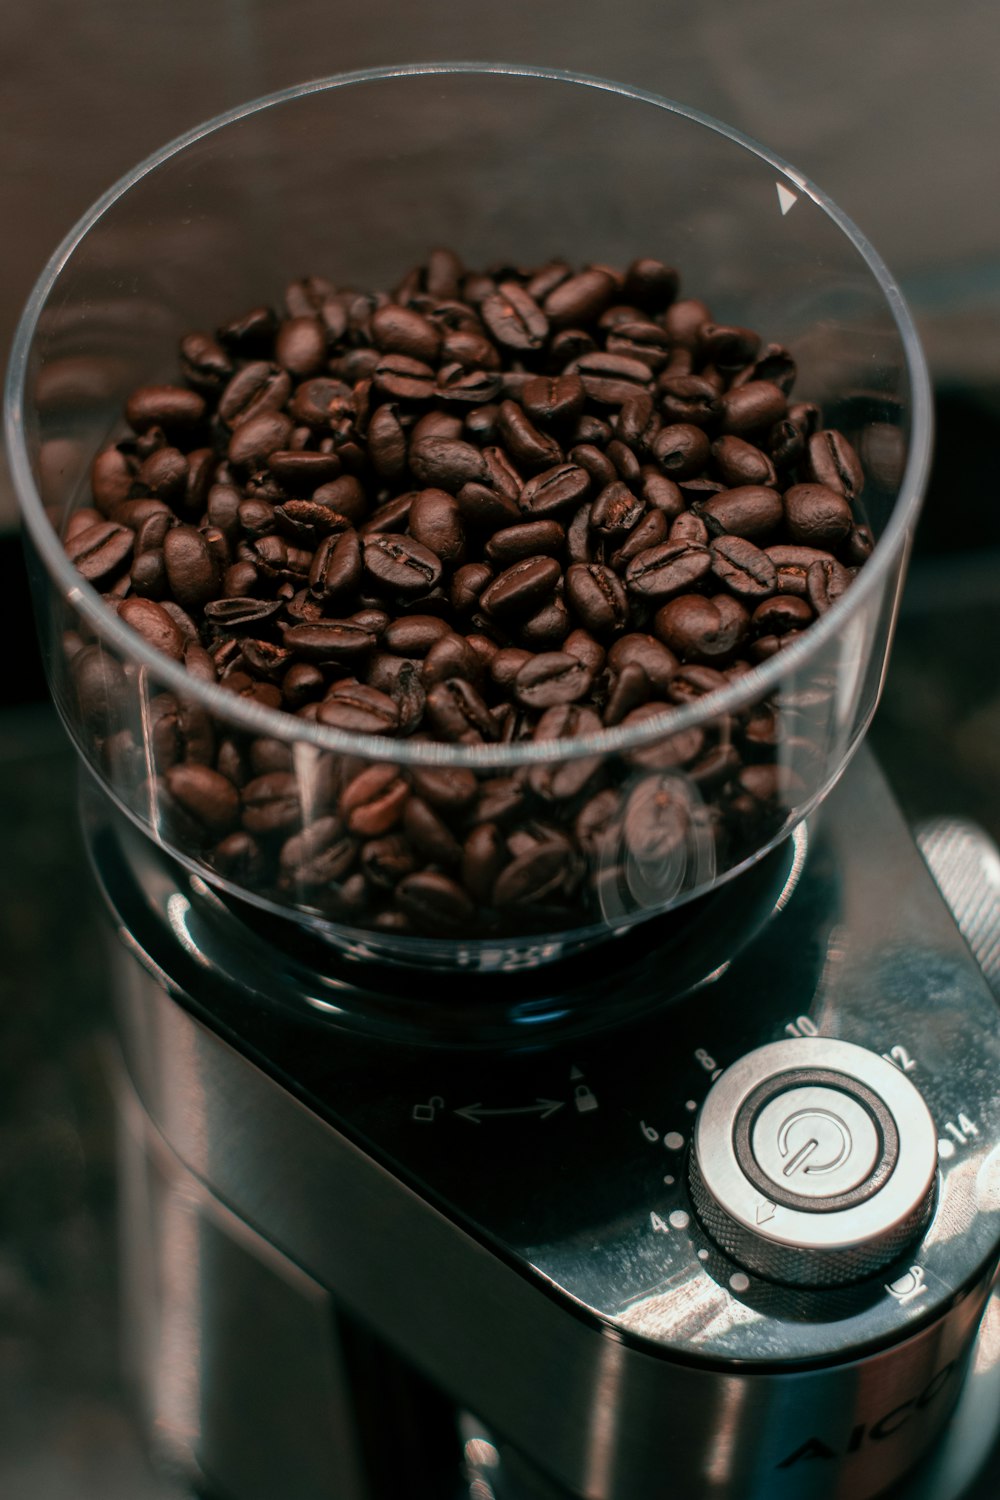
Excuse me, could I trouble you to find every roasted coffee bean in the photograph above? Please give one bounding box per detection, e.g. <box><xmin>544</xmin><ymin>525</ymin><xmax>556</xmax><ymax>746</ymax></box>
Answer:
<box><xmin>481</xmin><ymin>282</ymin><xmax>548</xmax><ymax>350</ymax></box>
<box><xmin>383</xmin><ymin>614</ymin><xmax>451</xmax><ymax>657</ymax></box>
<box><xmin>543</xmin><ymin>268</ymin><xmax>616</xmax><ymax>327</ymax></box>
<box><xmin>458</xmin><ymin>823</ymin><xmax>505</xmax><ymax>905</ymax></box>
<box><xmin>719</xmin><ymin>380</ymin><xmax>787</xmax><ymax>436</ymax></box>
<box><xmin>126</xmin><ymin>384</ymin><xmax>206</xmax><ymax>434</ymax></box>
<box><xmin>65</xmin><ymin>519</ymin><xmax>133</xmax><ymax>584</ymax></box>
<box><xmin>698</xmin><ymin>323</ymin><xmax>760</xmax><ymax>371</ymax></box>
<box><xmin>340</xmin><ymin>764</ymin><xmax>409</xmax><ymax>836</ymax></box>
<box><xmin>371</xmin><ymin>303</ymin><xmax>442</xmax><ymax>362</ymax></box>
<box><xmin>219</xmin><ymin>363</ymin><xmax>292</xmax><ymax>427</ymax></box>
<box><xmin>711</xmin><ymin>435</ymin><xmax>776</xmax><ymax>488</ymax></box>
<box><xmin>480</xmin><ymin>555</ymin><xmax>561</xmax><ymax>620</ymax></box>
<box><xmin>807</xmin><ymin>557</ymin><xmax>853</xmax><ymax>613</ymax></box>
<box><xmin>275</xmin><ymin>316</ymin><xmax>327</xmax><ymax>378</ymax></box>
<box><xmin>212</xmin><ymin>831</ymin><xmax>266</xmax><ymax>884</ymax></box>
<box><xmin>91</xmin><ymin>448</ymin><xmax>135</xmax><ymax>515</ymax></box>
<box><xmin>363</xmin><ymin>533</ymin><xmax>443</xmax><ymax>596</ymax></box>
<box><xmin>610</xmin><ymin>508</ymin><xmax>669</xmax><ymax>571</ymax></box>
<box><xmin>606</xmin><ymin>633</ymin><xmax>677</xmax><ymax>693</ymax></box>
<box><xmin>493</xmin><ymin>841</ymin><xmax>571</xmax><ymax>907</ymax></box>
<box><xmin>847</xmin><ymin>525</ymin><xmax>875</xmax><ymax>565</ymax></box>
<box><xmin>282</xmin><ymin>620</ymin><xmax>375</xmax><ymax>662</ymax></box>
<box><xmin>421</xmin><ymin>632</ymin><xmax>482</xmax><ymax>687</ymax></box>
<box><xmin>695</xmin><ymin>485</ymin><xmax>783</xmax><ymax>541</ymax></box>
<box><xmin>279</xmin><ymin>817</ymin><xmax>356</xmax><ymax>886</ymax></box>
<box><xmin>361</xmin><ymin>835</ymin><xmax>416</xmax><ymax>890</ymax></box>
<box><xmin>603</xmin><ymin>661</ymin><xmax>651</xmax><ymax>725</ymax></box>
<box><xmin>806</xmin><ymin>429</ymin><xmax>864</xmax><ymax>499</ymax></box>
<box><xmin>241</xmin><ymin>772</ymin><xmax>301</xmax><ymax>834</ymax></box>
<box><xmin>652</xmin><ymin>423</ymin><xmax>713</xmax><ymax>484</ymax></box>
<box><xmin>372</xmin><ymin>353</ymin><xmax>437</xmax><ymax>402</ymax></box>
<box><xmin>622</xmin><ymin>258</ymin><xmax>678</xmax><ymax>311</ymax></box>
<box><xmin>228</xmin><ymin>411</ymin><xmax>294</xmax><ymax>471</ymax></box>
<box><xmin>751</xmin><ymin>594</ymin><xmax>814</xmax><ymax>635</ymax></box>
<box><xmin>519</xmin><ymin>594</ymin><xmax>570</xmax><ymax>650</ymax></box>
<box><xmin>625</xmin><ymin>540</ymin><xmax>712</xmax><ymax>600</ymax></box>
<box><xmin>513</xmin><ymin>652</ymin><xmax>593</xmax><ymax>708</ymax></box>
<box><xmin>709</xmin><ymin>535</ymin><xmax>778</xmax><ymax>598</ymax></box>
<box><xmin>566</xmin><ymin>562</ymin><xmax>629</xmax><ymax>637</ymax></box>
<box><xmin>162</xmin><ymin>523</ymin><xmax>217</xmax><ymax>609</ymax></box>
<box><xmin>765</xmin><ymin>544</ymin><xmax>833</xmax><ymax>596</ymax></box>
<box><xmin>783</xmin><ymin>483</ymin><xmax>853</xmax><ymax>546</ymax></box>
<box><xmin>442</xmin><ymin>329</ymin><xmax>501</xmax><ymax>370</ymax></box>
<box><xmin>521</xmin><ymin>374</ymin><xmax>586</xmax><ymax>429</ymax></box>
<box><xmin>180</xmin><ymin>331</ymin><xmax>233</xmax><ymax>392</ymax></box>
<box><xmin>137</xmin><ymin>446</ymin><xmax>188</xmax><ymax>502</ymax></box>
<box><xmin>449</xmin><ymin>561</ymin><xmax>493</xmax><ymax>614</ymax></box>
<box><xmin>396</xmin><ymin>871</ymin><xmax>475</xmax><ymax>931</ymax></box>
<box><xmin>403</xmin><ymin>796</ymin><xmax>463</xmax><ymax>866</ymax></box>
<box><xmin>657</xmin><ymin>376</ymin><xmax>721</xmax><ymax>427</ymax></box>
<box><xmin>623</xmin><ymin>775</ymin><xmax>691</xmax><ymax>866</ymax></box>
<box><xmin>569</xmin><ymin>444</ymin><xmax>617</xmax><ymax>490</ymax></box>
<box><xmin>425</xmin><ymin>678</ymin><xmax>497</xmax><ymax>742</ymax></box>
<box><xmin>519</xmin><ymin>464</ymin><xmax>591</xmax><ymax>518</ymax></box>
<box><xmin>408</xmin><ymin>489</ymin><xmax>465</xmax><ymax>564</ymax></box>
<box><xmin>496</xmin><ymin>401</ymin><xmax>562</xmax><ymax>472</ymax></box>
<box><xmin>118</xmin><ymin>597</ymin><xmax>186</xmax><ymax>659</ymax></box>
<box><xmin>486</xmin><ymin>520</ymin><xmax>564</xmax><ymax>566</ymax></box>
<box><xmin>164</xmin><ymin>763</ymin><xmax>240</xmax><ymax>836</ymax></box>
<box><xmin>318</xmin><ymin>683</ymin><xmax>400</xmax><ymax>735</ymax></box>
<box><xmin>654</xmin><ymin>593</ymin><xmax>749</xmax><ymax>663</ymax></box>
<box><xmin>590</xmin><ymin>481</ymin><xmax>644</xmax><ymax>541</ymax></box>
<box><xmin>409</xmin><ymin>436</ymin><xmax>487</xmax><ymax>490</ymax></box>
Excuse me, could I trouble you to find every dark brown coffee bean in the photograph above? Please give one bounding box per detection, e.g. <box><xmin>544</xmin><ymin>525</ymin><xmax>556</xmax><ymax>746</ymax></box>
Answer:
<box><xmin>485</xmin><ymin>520</ymin><xmax>564</xmax><ymax>566</ymax></box>
<box><xmin>408</xmin><ymin>489</ymin><xmax>465</xmax><ymax>565</ymax></box>
<box><xmin>807</xmin><ymin>557</ymin><xmax>853</xmax><ymax>614</ymax></box>
<box><xmin>403</xmin><ymin>797</ymin><xmax>463</xmax><ymax>866</ymax></box>
<box><xmin>340</xmin><ymin>764</ymin><xmax>409</xmax><ymax>836</ymax></box>
<box><xmin>565</xmin><ymin>562</ymin><xmax>629</xmax><ymax>637</ymax></box>
<box><xmin>569</xmin><ymin>444</ymin><xmax>617</xmax><ymax>490</ymax></box>
<box><xmin>396</xmin><ymin>871</ymin><xmax>476</xmax><ymax>931</ymax></box>
<box><xmin>118</xmin><ymin>597</ymin><xmax>186</xmax><ymax>659</ymax></box>
<box><xmin>719</xmin><ymin>380</ymin><xmax>786</xmax><ymax>435</ymax></box>
<box><xmin>162</xmin><ymin>523</ymin><xmax>217</xmax><ymax>609</ymax></box>
<box><xmin>519</xmin><ymin>595</ymin><xmax>570</xmax><ymax>650</ymax></box>
<box><xmin>709</xmin><ymin>535</ymin><xmax>778</xmax><ymax>598</ymax></box>
<box><xmin>409</xmin><ymin>765</ymin><xmax>478</xmax><ymax>813</ymax></box>
<box><xmin>363</xmin><ymin>533</ymin><xmax>443</xmax><ymax>596</ymax></box>
<box><xmin>846</xmin><ymin>525</ymin><xmax>875</xmax><ymax>565</ymax></box>
<box><xmin>91</xmin><ymin>448</ymin><xmax>135</xmax><ymax>515</ymax></box>
<box><xmin>455</xmin><ymin>481</ymin><xmax>521</xmax><ymax>530</ymax></box>
<box><xmin>625</xmin><ymin>540</ymin><xmax>712</xmax><ymax>600</ymax></box>
<box><xmin>521</xmin><ymin>374</ymin><xmax>586</xmax><ymax>429</ymax></box>
<box><xmin>806</xmin><ymin>429</ymin><xmax>864</xmax><ymax>499</ymax></box>
<box><xmin>282</xmin><ymin>620</ymin><xmax>375</xmax><ymax>662</ymax></box>
<box><xmin>137</xmin><ymin>445</ymin><xmax>188</xmax><ymax>502</ymax></box>
<box><xmin>279</xmin><ymin>817</ymin><xmax>356</xmax><ymax>887</ymax></box>
<box><xmin>513</xmin><ymin>652</ymin><xmax>593</xmax><ymax>708</ymax></box>
<box><xmin>480</xmin><ymin>555</ymin><xmax>561</xmax><ymax>621</ymax></box>
<box><xmin>607</xmin><ymin>633</ymin><xmax>678</xmax><ymax>693</ymax></box>
<box><xmin>282</xmin><ymin>662</ymin><xmax>325</xmax><ymax>707</ymax></box>
<box><xmin>212</xmin><ymin>831</ymin><xmax>266</xmax><ymax>884</ymax></box>
<box><xmin>461</xmin><ymin>823</ymin><xmax>507</xmax><ymax>905</ymax></box>
<box><xmin>219</xmin><ymin>363</ymin><xmax>292</xmax><ymax>427</ymax></box>
<box><xmin>695</xmin><ymin>485</ymin><xmax>783</xmax><ymax>542</ymax></box>
<box><xmin>65</xmin><ymin>519</ymin><xmax>134</xmax><ymax>584</ymax></box>
<box><xmin>318</xmin><ymin>683</ymin><xmax>400</xmax><ymax>735</ymax></box>
<box><xmin>543</xmin><ymin>267</ymin><xmax>616</xmax><ymax>327</ymax></box>
<box><xmin>624</xmin><ymin>775</ymin><xmax>690</xmax><ymax>863</ymax></box>
<box><xmin>372</xmin><ymin>353</ymin><xmax>437</xmax><ymax>402</ymax></box>
<box><xmin>165</xmin><ymin>762</ymin><xmax>240</xmax><ymax>836</ymax></box>
<box><xmin>126</xmin><ymin>384</ymin><xmax>206</xmax><ymax>434</ymax></box>
<box><xmin>711</xmin><ymin>435</ymin><xmax>777</xmax><ymax>488</ymax></box>
<box><xmin>363</xmin><ymin>402</ymin><xmax>406</xmax><ymax>480</ymax></box>
<box><xmin>651</xmin><ymin>423</ymin><xmax>710</xmax><ymax>479</ymax></box>
<box><xmin>519</xmin><ymin>464</ymin><xmax>591</xmax><ymax>518</ymax></box>
<box><xmin>371</xmin><ymin>303</ymin><xmax>442</xmax><ymax>363</ymax></box>
<box><xmin>274</xmin><ymin>317</ymin><xmax>326</xmax><ymax>378</ymax></box>
<box><xmin>493</xmin><ymin>841</ymin><xmax>570</xmax><ymax>907</ymax></box>
<box><xmin>497</xmin><ymin>401</ymin><xmax>562</xmax><ymax>472</ymax></box>
<box><xmin>425</xmin><ymin>678</ymin><xmax>497</xmax><ymax>742</ymax></box>
<box><xmin>481</xmin><ymin>282</ymin><xmax>549</xmax><ymax>350</ymax></box>
<box><xmin>590</xmin><ymin>481</ymin><xmax>644</xmax><ymax>541</ymax></box>
<box><xmin>604</xmin><ymin>661</ymin><xmax>651</xmax><ymax>725</ymax></box>
<box><xmin>654</xmin><ymin>593</ymin><xmax>749</xmax><ymax>663</ymax></box>
<box><xmin>287</xmin><ymin>376</ymin><xmax>352</xmax><ymax>430</ymax></box>
<box><xmin>383</xmin><ymin>614</ymin><xmax>451</xmax><ymax>656</ymax></box>
<box><xmin>450</xmin><ymin>561</ymin><xmax>493</xmax><ymax>614</ymax></box>
<box><xmin>361</xmin><ymin>835</ymin><xmax>417</xmax><ymax>891</ymax></box>
<box><xmin>241</xmin><ymin>772</ymin><xmax>301</xmax><ymax>834</ymax></box>
<box><xmin>180</xmin><ymin>331</ymin><xmax>233</xmax><ymax>392</ymax></box>
<box><xmin>622</xmin><ymin>258</ymin><xmax>678</xmax><ymax>311</ymax></box>
<box><xmin>610</xmin><ymin>508</ymin><xmax>669</xmax><ymax>571</ymax></box>
<box><xmin>228</xmin><ymin>411</ymin><xmax>294</xmax><ymax>471</ymax></box>
<box><xmin>657</xmin><ymin>376</ymin><xmax>721</xmax><ymax>427</ymax></box>
<box><xmin>442</xmin><ymin>328</ymin><xmax>501</xmax><ymax>370</ymax></box>
<box><xmin>751</xmin><ymin>594</ymin><xmax>814</xmax><ymax>635</ymax></box>
<box><xmin>409</xmin><ymin>436</ymin><xmax>487</xmax><ymax>490</ymax></box>
<box><xmin>784</xmin><ymin>483</ymin><xmax>853</xmax><ymax>547</ymax></box>
<box><xmin>421</xmin><ymin>632</ymin><xmax>482</xmax><ymax>688</ymax></box>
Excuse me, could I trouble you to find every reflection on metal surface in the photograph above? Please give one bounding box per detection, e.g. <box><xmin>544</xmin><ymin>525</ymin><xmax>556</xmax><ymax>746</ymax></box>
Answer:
<box><xmin>152</xmin><ymin>1177</ymin><xmax>203</xmax><ymax>1463</ymax></box>
<box><xmin>583</xmin><ymin>1336</ymin><xmax>626</xmax><ymax>1498</ymax></box>
<box><xmin>704</xmin><ymin>1378</ymin><xmax>748</xmax><ymax>1487</ymax></box>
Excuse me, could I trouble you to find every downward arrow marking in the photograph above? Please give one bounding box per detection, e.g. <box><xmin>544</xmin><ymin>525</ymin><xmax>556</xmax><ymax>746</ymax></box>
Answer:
<box><xmin>776</xmin><ymin>182</ymin><xmax>799</xmax><ymax>216</ymax></box>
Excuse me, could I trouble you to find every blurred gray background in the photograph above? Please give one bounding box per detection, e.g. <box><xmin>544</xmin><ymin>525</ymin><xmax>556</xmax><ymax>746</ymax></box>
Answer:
<box><xmin>1</xmin><ymin>4</ymin><xmax>998</xmax><ymax>1497</ymax></box>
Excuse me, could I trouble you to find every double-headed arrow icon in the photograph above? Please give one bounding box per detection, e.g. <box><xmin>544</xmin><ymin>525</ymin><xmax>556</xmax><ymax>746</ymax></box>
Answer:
<box><xmin>455</xmin><ymin>1098</ymin><xmax>564</xmax><ymax>1123</ymax></box>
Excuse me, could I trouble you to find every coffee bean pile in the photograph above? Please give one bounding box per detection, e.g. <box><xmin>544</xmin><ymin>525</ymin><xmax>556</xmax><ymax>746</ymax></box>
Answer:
<box><xmin>65</xmin><ymin>250</ymin><xmax>872</xmax><ymax>939</ymax></box>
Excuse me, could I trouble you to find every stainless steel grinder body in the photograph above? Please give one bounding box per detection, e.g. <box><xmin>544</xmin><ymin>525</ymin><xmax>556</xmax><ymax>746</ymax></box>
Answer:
<box><xmin>101</xmin><ymin>748</ymin><xmax>1000</xmax><ymax>1500</ymax></box>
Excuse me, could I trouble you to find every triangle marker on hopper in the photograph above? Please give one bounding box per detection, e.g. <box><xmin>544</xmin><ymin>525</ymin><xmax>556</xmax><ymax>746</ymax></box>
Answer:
<box><xmin>776</xmin><ymin>182</ymin><xmax>799</xmax><ymax>216</ymax></box>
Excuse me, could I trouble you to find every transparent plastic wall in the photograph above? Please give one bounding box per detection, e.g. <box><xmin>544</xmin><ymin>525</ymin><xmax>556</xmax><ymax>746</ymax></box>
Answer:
<box><xmin>7</xmin><ymin>66</ymin><xmax>930</xmax><ymax>971</ymax></box>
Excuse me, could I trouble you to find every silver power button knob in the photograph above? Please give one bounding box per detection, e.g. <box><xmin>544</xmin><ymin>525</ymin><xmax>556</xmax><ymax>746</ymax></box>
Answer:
<box><xmin>688</xmin><ymin>1038</ymin><xmax>938</xmax><ymax>1287</ymax></box>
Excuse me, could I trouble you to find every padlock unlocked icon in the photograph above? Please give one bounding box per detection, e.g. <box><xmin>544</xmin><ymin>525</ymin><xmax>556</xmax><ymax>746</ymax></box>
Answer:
<box><xmin>412</xmin><ymin>1095</ymin><xmax>444</xmax><ymax>1123</ymax></box>
<box><xmin>574</xmin><ymin>1084</ymin><xmax>599</xmax><ymax>1113</ymax></box>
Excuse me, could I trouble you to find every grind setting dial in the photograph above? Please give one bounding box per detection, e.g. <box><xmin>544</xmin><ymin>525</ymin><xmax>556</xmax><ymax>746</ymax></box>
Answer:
<box><xmin>688</xmin><ymin>1038</ymin><xmax>939</xmax><ymax>1287</ymax></box>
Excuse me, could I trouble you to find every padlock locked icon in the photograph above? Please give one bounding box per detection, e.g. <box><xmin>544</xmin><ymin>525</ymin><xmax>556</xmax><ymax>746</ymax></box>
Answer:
<box><xmin>574</xmin><ymin>1084</ymin><xmax>599</xmax><ymax>1113</ymax></box>
<box><xmin>412</xmin><ymin>1095</ymin><xmax>444</xmax><ymax>1123</ymax></box>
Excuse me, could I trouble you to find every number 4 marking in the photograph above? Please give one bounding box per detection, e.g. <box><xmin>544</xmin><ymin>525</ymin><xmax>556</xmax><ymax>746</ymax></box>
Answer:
<box><xmin>650</xmin><ymin>1212</ymin><xmax>670</xmax><ymax>1234</ymax></box>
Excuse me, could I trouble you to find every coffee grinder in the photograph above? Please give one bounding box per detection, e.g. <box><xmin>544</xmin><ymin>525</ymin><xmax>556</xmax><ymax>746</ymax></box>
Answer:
<box><xmin>7</xmin><ymin>65</ymin><xmax>998</xmax><ymax>1500</ymax></box>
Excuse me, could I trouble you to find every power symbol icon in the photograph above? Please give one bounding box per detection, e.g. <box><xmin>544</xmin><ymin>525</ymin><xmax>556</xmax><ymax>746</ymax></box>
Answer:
<box><xmin>752</xmin><ymin>1086</ymin><xmax>881</xmax><ymax>1201</ymax></box>
<box><xmin>777</xmin><ymin>1108</ymin><xmax>853</xmax><ymax>1179</ymax></box>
